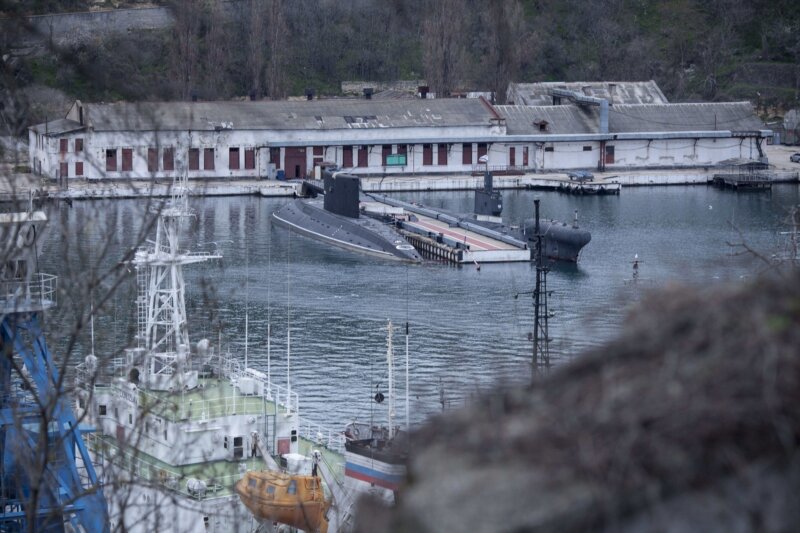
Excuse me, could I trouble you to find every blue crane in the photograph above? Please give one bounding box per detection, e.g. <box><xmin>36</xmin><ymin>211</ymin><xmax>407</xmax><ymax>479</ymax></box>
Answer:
<box><xmin>0</xmin><ymin>211</ymin><xmax>108</xmax><ymax>532</ymax></box>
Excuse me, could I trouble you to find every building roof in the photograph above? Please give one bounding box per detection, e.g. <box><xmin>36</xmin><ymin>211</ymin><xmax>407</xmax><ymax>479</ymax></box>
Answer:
<box><xmin>496</xmin><ymin>102</ymin><xmax>764</xmax><ymax>135</ymax></box>
<box><xmin>28</xmin><ymin>118</ymin><xmax>85</xmax><ymax>136</ymax></box>
<box><xmin>80</xmin><ymin>99</ymin><xmax>496</xmax><ymax>132</ymax></box>
<box><xmin>507</xmin><ymin>81</ymin><xmax>669</xmax><ymax>106</ymax></box>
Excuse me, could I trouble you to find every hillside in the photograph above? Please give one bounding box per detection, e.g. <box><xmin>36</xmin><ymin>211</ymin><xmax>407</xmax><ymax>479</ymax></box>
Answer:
<box><xmin>2</xmin><ymin>0</ymin><xmax>799</xmax><ymax>128</ymax></box>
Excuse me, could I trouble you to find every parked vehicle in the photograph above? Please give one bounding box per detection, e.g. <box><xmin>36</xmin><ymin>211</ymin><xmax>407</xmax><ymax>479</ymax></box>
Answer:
<box><xmin>790</xmin><ymin>153</ymin><xmax>800</xmax><ymax>163</ymax></box>
<box><xmin>567</xmin><ymin>171</ymin><xmax>594</xmax><ymax>182</ymax></box>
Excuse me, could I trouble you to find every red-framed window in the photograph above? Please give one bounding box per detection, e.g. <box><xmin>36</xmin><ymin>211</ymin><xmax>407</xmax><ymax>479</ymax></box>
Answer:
<box><xmin>342</xmin><ymin>146</ymin><xmax>353</xmax><ymax>167</ymax></box>
<box><xmin>509</xmin><ymin>146</ymin><xmax>516</xmax><ymax>166</ymax></box>
<box><xmin>60</xmin><ymin>139</ymin><xmax>68</xmax><ymax>153</ymax></box>
<box><xmin>381</xmin><ymin>145</ymin><xmax>391</xmax><ymax>166</ymax></box>
<box><xmin>357</xmin><ymin>146</ymin><xmax>368</xmax><ymax>167</ymax></box>
<box><xmin>148</xmin><ymin>148</ymin><xmax>158</xmax><ymax>172</ymax></box>
<box><xmin>188</xmin><ymin>148</ymin><xmax>199</xmax><ymax>170</ymax></box>
<box><xmin>269</xmin><ymin>147</ymin><xmax>281</xmax><ymax>168</ymax></box>
<box><xmin>462</xmin><ymin>143</ymin><xmax>472</xmax><ymax>165</ymax></box>
<box><xmin>437</xmin><ymin>144</ymin><xmax>447</xmax><ymax>165</ymax></box>
<box><xmin>244</xmin><ymin>148</ymin><xmax>255</xmax><ymax>170</ymax></box>
<box><xmin>163</xmin><ymin>147</ymin><xmax>175</xmax><ymax>171</ymax></box>
<box><xmin>106</xmin><ymin>149</ymin><xmax>117</xmax><ymax>171</ymax></box>
<box><xmin>75</xmin><ymin>161</ymin><xmax>83</xmax><ymax>176</ymax></box>
<box><xmin>229</xmin><ymin>147</ymin><xmax>240</xmax><ymax>170</ymax></box>
<box><xmin>422</xmin><ymin>144</ymin><xmax>433</xmax><ymax>166</ymax></box>
<box><xmin>75</xmin><ymin>138</ymin><xmax>83</xmax><ymax>152</ymax></box>
<box><xmin>121</xmin><ymin>148</ymin><xmax>133</xmax><ymax>171</ymax></box>
<box><xmin>477</xmin><ymin>143</ymin><xmax>487</xmax><ymax>160</ymax></box>
<box><xmin>204</xmin><ymin>148</ymin><xmax>215</xmax><ymax>170</ymax></box>
<box><xmin>60</xmin><ymin>162</ymin><xmax>68</xmax><ymax>178</ymax></box>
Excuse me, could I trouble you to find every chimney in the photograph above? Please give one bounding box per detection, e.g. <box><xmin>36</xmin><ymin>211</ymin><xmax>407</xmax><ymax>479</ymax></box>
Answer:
<box><xmin>363</xmin><ymin>87</ymin><xmax>373</xmax><ymax>100</ymax></box>
<box><xmin>418</xmin><ymin>86</ymin><xmax>429</xmax><ymax>99</ymax></box>
<box><xmin>305</xmin><ymin>88</ymin><xmax>314</xmax><ymax>101</ymax></box>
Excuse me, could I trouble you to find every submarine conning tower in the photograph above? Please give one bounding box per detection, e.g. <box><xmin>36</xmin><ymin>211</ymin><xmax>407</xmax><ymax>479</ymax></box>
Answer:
<box><xmin>474</xmin><ymin>170</ymin><xmax>503</xmax><ymax>218</ymax></box>
<box><xmin>323</xmin><ymin>171</ymin><xmax>361</xmax><ymax>218</ymax></box>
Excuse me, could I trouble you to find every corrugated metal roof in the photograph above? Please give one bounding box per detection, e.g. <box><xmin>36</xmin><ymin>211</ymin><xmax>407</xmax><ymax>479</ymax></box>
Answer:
<box><xmin>495</xmin><ymin>102</ymin><xmax>764</xmax><ymax>135</ymax></box>
<box><xmin>507</xmin><ymin>81</ymin><xmax>668</xmax><ymax>106</ymax></box>
<box><xmin>82</xmin><ymin>99</ymin><xmax>494</xmax><ymax>132</ymax></box>
<box><xmin>28</xmin><ymin>118</ymin><xmax>85</xmax><ymax>136</ymax></box>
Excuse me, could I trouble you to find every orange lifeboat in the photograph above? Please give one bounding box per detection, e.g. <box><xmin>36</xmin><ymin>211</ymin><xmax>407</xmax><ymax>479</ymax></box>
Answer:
<box><xmin>235</xmin><ymin>470</ymin><xmax>330</xmax><ymax>533</ymax></box>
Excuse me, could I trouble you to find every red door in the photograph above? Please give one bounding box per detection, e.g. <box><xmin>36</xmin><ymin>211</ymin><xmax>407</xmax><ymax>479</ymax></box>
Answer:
<box><xmin>343</xmin><ymin>146</ymin><xmax>353</xmax><ymax>167</ymax></box>
<box><xmin>284</xmin><ymin>147</ymin><xmax>307</xmax><ymax>178</ymax></box>
<box><xmin>437</xmin><ymin>144</ymin><xmax>448</xmax><ymax>165</ymax></box>
<box><xmin>605</xmin><ymin>145</ymin><xmax>615</xmax><ymax>164</ymax></box>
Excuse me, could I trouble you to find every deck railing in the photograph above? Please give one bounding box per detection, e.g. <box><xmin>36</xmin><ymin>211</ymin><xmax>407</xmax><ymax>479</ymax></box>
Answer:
<box><xmin>0</xmin><ymin>273</ymin><xmax>57</xmax><ymax>311</ymax></box>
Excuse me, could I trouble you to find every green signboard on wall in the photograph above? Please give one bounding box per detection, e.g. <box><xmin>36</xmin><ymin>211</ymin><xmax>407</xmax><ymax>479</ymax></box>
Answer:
<box><xmin>386</xmin><ymin>154</ymin><xmax>407</xmax><ymax>166</ymax></box>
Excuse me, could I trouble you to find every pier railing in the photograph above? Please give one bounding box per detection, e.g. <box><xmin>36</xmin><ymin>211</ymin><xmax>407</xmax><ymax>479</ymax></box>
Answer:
<box><xmin>298</xmin><ymin>418</ymin><xmax>346</xmax><ymax>454</ymax></box>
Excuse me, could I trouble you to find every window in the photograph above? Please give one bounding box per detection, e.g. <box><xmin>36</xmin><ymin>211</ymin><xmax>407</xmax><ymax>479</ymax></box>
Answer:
<box><xmin>438</xmin><ymin>144</ymin><xmax>448</xmax><ymax>165</ymax></box>
<box><xmin>60</xmin><ymin>162</ymin><xmax>68</xmax><ymax>178</ymax></box>
<box><xmin>287</xmin><ymin>480</ymin><xmax>297</xmax><ymax>495</ymax></box>
<box><xmin>523</xmin><ymin>146</ymin><xmax>529</xmax><ymax>166</ymax></box>
<box><xmin>342</xmin><ymin>146</ymin><xmax>353</xmax><ymax>167</ymax></box>
<box><xmin>381</xmin><ymin>145</ymin><xmax>391</xmax><ymax>166</ymax></box>
<box><xmin>75</xmin><ymin>161</ymin><xmax>83</xmax><ymax>176</ymax></box>
<box><xmin>462</xmin><ymin>143</ymin><xmax>472</xmax><ymax>165</ymax></box>
<box><xmin>244</xmin><ymin>148</ymin><xmax>255</xmax><ymax>170</ymax></box>
<box><xmin>106</xmin><ymin>149</ymin><xmax>117</xmax><ymax>171</ymax></box>
<box><xmin>204</xmin><ymin>148</ymin><xmax>215</xmax><ymax>170</ymax></box>
<box><xmin>189</xmin><ymin>148</ymin><xmax>200</xmax><ymax>170</ymax></box>
<box><xmin>267</xmin><ymin>485</ymin><xmax>276</xmax><ymax>495</ymax></box>
<box><xmin>313</xmin><ymin>146</ymin><xmax>323</xmax><ymax>157</ymax></box>
<box><xmin>121</xmin><ymin>148</ymin><xmax>133</xmax><ymax>171</ymax></box>
<box><xmin>583</xmin><ymin>146</ymin><xmax>592</xmax><ymax>151</ymax></box>
<box><xmin>233</xmin><ymin>436</ymin><xmax>243</xmax><ymax>459</ymax></box>
<box><xmin>128</xmin><ymin>413</ymin><xmax>133</xmax><ymax>424</ymax></box>
<box><xmin>60</xmin><ymin>138</ymin><xmax>68</xmax><ymax>153</ymax></box>
<box><xmin>164</xmin><ymin>429</ymin><xmax>167</xmax><ymax>440</ymax></box>
<box><xmin>248</xmin><ymin>478</ymin><xmax>257</xmax><ymax>488</ymax></box>
<box><xmin>163</xmin><ymin>147</ymin><xmax>175</xmax><ymax>171</ymax></box>
<box><xmin>224</xmin><ymin>436</ymin><xmax>228</xmax><ymax>449</ymax></box>
<box><xmin>422</xmin><ymin>144</ymin><xmax>433</xmax><ymax>166</ymax></box>
<box><xmin>509</xmin><ymin>146</ymin><xmax>516</xmax><ymax>166</ymax></box>
<box><xmin>357</xmin><ymin>146</ymin><xmax>368</xmax><ymax>167</ymax></box>
<box><xmin>229</xmin><ymin>147</ymin><xmax>240</xmax><ymax>170</ymax></box>
<box><xmin>99</xmin><ymin>405</ymin><xmax>107</xmax><ymax>416</ymax></box>
<box><xmin>477</xmin><ymin>143</ymin><xmax>487</xmax><ymax>160</ymax></box>
<box><xmin>545</xmin><ymin>146</ymin><xmax>554</xmax><ymax>152</ymax></box>
<box><xmin>148</xmin><ymin>148</ymin><xmax>158</xmax><ymax>172</ymax></box>
<box><xmin>75</xmin><ymin>138</ymin><xmax>83</xmax><ymax>152</ymax></box>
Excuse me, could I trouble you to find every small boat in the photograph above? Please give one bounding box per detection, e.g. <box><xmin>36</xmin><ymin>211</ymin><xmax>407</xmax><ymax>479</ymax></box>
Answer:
<box><xmin>235</xmin><ymin>470</ymin><xmax>330</xmax><ymax>533</ymax></box>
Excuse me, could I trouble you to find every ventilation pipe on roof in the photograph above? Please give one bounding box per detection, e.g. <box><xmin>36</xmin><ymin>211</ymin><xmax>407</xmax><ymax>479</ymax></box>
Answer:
<box><xmin>550</xmin><ymin>88</ymin><xmax>609</xmax><ymax>134</ymax></box>
<box><xmin>363</xmin><ymin>87</ymin><xmax>373</xmax><ymax>100</ymax></box>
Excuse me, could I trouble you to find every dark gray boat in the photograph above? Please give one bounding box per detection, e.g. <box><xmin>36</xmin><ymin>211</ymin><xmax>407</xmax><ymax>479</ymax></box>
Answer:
<box><xmin>271</xmin><ymin>172</ymin><xmax>422</xmax><ymax>262</ymax></box>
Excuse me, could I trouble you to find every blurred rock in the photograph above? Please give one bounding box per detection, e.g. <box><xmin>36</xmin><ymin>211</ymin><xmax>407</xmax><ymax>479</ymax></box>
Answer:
<box><xmin>367</xmin><ymin>271</ymin><xmax>800</xmax><ymax>532</ymax></box>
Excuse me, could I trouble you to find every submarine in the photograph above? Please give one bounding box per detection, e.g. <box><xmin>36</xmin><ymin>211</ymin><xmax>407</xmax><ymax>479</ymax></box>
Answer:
<box><xmin>367</xmin><ymin>170</ymin><xmax>592</xmax><ymax>263</ymax></box>
<box><xmin>271</xmin><ymin>171</ymin><xmax>422</xmax><ymax>262</ymax></box>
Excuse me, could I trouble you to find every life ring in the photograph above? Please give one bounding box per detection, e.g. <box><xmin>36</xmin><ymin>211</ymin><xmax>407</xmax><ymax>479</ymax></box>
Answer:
<box><xmin>16</xmin><ymin>225</ymin><xmax>35</xmax><ymax>249</ymax></box>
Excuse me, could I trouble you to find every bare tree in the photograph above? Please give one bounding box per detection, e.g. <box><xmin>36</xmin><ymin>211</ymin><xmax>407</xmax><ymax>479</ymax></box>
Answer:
<box><xmin>421</xmin><ymin>0</ymin><xmax>466</xmax><ymax>97</ymax></box>
<box><xmin>246</xmin><ymin>0</ymin><xmax>266</xmax><ymax>99</ymax></box>
<box><xmin>265</xmin><ymin>0</ymin><xmax>288</xmax><ymax>100</ymax></box>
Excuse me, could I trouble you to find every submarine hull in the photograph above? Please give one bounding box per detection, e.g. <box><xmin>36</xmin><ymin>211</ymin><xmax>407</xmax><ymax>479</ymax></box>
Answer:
<box><xmin>272</xmin><ymin>200</ymin><xmax>422</xmax><ymax>262</ymax></box>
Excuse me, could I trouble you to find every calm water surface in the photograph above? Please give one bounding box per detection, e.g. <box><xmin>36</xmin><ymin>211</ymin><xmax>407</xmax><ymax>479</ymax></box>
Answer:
<box><xmin>40</xmin><ymin>184</ymin><xmax>800</xmax><ymax>431</ymax></box>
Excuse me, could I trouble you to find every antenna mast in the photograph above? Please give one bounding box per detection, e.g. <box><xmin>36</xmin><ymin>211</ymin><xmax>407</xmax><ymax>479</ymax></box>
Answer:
<box><xmin>386</xmin><ymin>320</ymin><xmax>395</xmax><ymax>439</ymax></box>
<box><xmin>532</xmin><ymin>199</ymin><xmax>551</xmax><ymax>381</ymax></box>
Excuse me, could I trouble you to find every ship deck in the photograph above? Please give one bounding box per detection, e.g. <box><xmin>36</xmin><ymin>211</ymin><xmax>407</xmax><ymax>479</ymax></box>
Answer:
<box><xmin>90</xmin><ymin>377</ymin><xmax>345</xmax><ymax>499</ymax></box>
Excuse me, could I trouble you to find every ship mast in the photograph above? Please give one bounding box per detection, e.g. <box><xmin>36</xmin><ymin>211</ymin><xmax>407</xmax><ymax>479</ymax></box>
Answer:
<box><xmin>133</xmin><ymin>173</ymin><xmax>220</xmax><ymax>391</ymax></box>
<box><xmin>386</xmin><ymin>319</ymin><xmax>395</xmax><ymax>439</ymax></box>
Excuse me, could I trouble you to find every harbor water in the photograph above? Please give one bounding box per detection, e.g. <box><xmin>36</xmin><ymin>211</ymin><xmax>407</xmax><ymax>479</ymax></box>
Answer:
<box><xmin>40</xmin><ymin>183</ymin><xmax>800</xmax><ymax>432</ymax></box>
